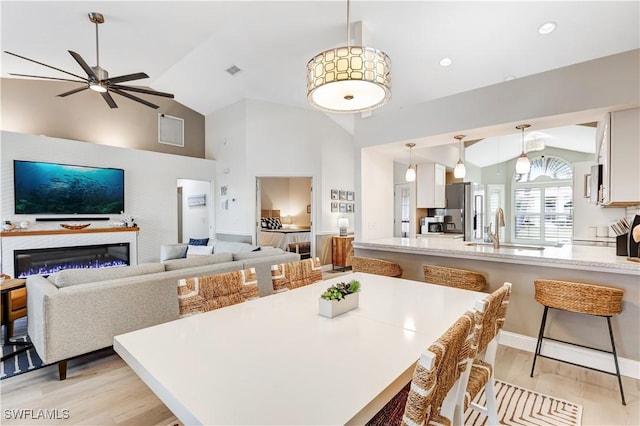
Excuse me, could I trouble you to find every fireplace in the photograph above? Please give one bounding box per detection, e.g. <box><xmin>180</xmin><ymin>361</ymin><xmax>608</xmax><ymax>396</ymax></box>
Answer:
<box><xmin>14</xmin><ymin>243</ymin><xmax>130</xmax><ymax>278</ymax></box>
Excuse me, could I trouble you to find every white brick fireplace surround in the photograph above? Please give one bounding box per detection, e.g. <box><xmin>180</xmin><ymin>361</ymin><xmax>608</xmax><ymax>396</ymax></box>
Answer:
<box><xmin>1</xmin><ymin>227</ymin><xmax>138</xmax><ymax>278</ymax></box>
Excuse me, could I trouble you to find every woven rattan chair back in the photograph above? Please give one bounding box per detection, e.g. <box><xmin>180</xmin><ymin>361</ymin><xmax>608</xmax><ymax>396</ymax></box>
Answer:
<box><xmin>271</xmin><ymin>257</ymin><xmax>323</xmax><ymax>292</ymax></box>
<box><xmin>177</xmin><ymin>268</ymin><xmax>259</xmax><ymax>317</ymax></box>
<box><xmin>423</xmin><ymin>265</ymin><xmax>487</xmax><ymax>292</ymax></box>
<box><xmin>402</xmin><ymin>311</ymin><xmax>475</xmax><ymax>426</ymax></box>
<box><xmin>534</xmin><ymin>279</ymin><xmax>623</xmax><ymax>316</ymax></box>
<box><xmin>352</xmin><ymin>256</ymin><xmax>402</xmax><ymax>277</ymax></box>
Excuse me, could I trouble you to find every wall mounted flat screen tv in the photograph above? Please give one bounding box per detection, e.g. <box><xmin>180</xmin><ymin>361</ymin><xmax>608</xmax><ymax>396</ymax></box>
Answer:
<box><xmin>14</xmin><ymin>160</ymin><xmax>125</xmax><ymax>215</ymax></box>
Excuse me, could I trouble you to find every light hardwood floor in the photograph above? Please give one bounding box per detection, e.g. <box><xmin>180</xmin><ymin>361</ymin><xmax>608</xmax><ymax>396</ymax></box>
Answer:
<box><xmin>1</xmin><ymin>345</ymin><xmax>637</xmax><ymax>425</ymax></box>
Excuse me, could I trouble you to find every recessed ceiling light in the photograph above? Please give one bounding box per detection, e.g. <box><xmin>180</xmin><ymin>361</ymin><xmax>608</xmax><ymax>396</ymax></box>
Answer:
<box><xmin>538</xmin><ymin>21</ymin><xmax>557</xmax><ymax>35</ymax></box>
<box><xmin>439</xmin><ymin>57</ymin><xmax>452</xmax><ymax>67</ymax></box>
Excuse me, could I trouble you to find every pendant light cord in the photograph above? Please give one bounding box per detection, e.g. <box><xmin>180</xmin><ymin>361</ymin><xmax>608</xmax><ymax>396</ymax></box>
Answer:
<box><xmin>346</xmin><ymin>0</ymin><xmax>351</xmax><ymax>47</ymax></box>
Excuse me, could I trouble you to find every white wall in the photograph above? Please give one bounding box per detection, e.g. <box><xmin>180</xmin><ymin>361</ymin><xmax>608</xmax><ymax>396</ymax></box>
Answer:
<box><xmin>177</xmin><ymin>179</ymin><xmax>212</xmax><ymax>242</ymax></box>
<box><xmin>206</xmin><ymin>99</ymin><xmax>354</xmax><ymax>241</ymax></box>
<box><xmin>1</xmin><ymin>131</ymin><xmax>217</xmax><ymax>267</ymax></box>
<box><xmin>360</xmin><ymin>147</ymin><xmax>394</xmax><ymax>240</ymax></box>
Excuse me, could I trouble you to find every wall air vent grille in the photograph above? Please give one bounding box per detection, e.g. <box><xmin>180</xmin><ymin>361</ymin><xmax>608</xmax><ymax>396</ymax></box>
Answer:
<box><xmin>158</xmin><ymin>113</ymin><xmax>184</xmax><ymax>147</ymax></box>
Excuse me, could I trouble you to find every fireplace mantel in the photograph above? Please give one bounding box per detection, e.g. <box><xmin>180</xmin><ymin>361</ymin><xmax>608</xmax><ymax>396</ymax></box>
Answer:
<box><xmin>1</xmin><ymin>227</ymin><xmax>139</xmax><ymax>277</ymax></box>
<box><xmin>1</xmin><ymin>226</ymin><xmax>139</xmax><ymax>238</ymax></box>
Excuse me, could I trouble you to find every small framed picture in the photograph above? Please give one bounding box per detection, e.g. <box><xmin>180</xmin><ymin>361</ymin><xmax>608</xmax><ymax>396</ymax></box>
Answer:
<box><xmin>331</xmin><ymin>202</ymin><xmax>339</xmax><ymax>213</ymax></box>
<box><xmin>346</xmin><ymin>203</ymin><xmax>354</xmax><ymax>213</ymax></box>
<box><xmin>339</xmin><ymin>190</ymin><xmax>347</xmax><ymax>201</ymax></box>
<box><xmin>331</xmin><ymin>189</ymin><xmax>339</xmax><ymax>200</ymax></box>
<box><xmin>347</xmin><ymin>191</ymin><xmax>354</xmax><ymax>201</ymax></box>
<box><xmin>339</xmin><ymin>203</ymin><xmax>346</xmax><ymax>213</ymax></box>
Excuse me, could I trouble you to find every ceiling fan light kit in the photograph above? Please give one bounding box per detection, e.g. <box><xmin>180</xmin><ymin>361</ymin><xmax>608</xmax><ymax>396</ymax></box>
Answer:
<box><xmin>5</xmin><ymin>12</ymin><xmax>174</xmax><ymax>109</ymax></box>
<box><xmin>515</xmin><ymin>124</ymin><xmax>532</xmax><ymax>174</ymax></box>
<box><xmin>306</xmin><ymin>0</ymin><xmax>391</xmax><ymax>113</ymax></box>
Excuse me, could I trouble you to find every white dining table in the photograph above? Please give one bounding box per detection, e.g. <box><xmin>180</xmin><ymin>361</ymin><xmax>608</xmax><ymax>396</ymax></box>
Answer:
<box><xmin>113</xmin><ymin>272</ymin><xmax>485</xmax><ymax>425</ymax></box>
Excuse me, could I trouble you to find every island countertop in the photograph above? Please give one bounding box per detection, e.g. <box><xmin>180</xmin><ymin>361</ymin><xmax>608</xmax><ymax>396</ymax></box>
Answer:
<box><xmin>353</xmin><ymin>237</ymin><xmax>640</xmax><ymax>276</ymax></box>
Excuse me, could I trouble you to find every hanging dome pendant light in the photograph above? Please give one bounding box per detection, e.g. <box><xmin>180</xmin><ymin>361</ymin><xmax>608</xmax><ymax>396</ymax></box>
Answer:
<box><xmin>306</xmin><ymin>0</ymin><xmax>392</xmax><ymax>113</ymax></box>
<box><xmin>453</xmin><ymin>134</ymin><xmax>466</xmax><ymax>179</ymax></box>
<box><xmin>405</xmin><ymin>143</ymin><xmax>416</xmax><ymax>182</ymax></box>
<box><xmin>515</xmin><ymin>124</ymin><xmax>531</xmax><ymax>174</ymax></box>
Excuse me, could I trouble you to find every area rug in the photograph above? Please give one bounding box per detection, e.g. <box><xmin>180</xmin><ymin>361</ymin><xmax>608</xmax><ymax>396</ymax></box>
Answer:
<box><xmin>1</xmin><ymin>318</ymin><xmax>47</xmax><ymax>380</ymax></box>
<box><xmin>367</xmin><ymin>379</ymin><xmax>582</xmax><ymax>426</ymax></box>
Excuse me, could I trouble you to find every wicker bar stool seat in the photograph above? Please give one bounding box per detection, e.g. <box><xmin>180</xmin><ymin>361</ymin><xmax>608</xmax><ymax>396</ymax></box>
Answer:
<box><xmin>423</xmin><ymin>265</ymin><xmax>487</xmax><ymax>292</ymax></box>
<box><xmin>530</xmin><ymin>279</ymin><xmax>626</xmax><ymax>405</ymax></box>
<box><xmin>352</xmin><ymin>256</ymin><xmax>402</xmax><ymax>277</ymax></box>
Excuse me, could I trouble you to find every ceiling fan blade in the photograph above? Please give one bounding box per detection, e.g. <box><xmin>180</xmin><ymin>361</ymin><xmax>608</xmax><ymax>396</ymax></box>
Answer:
<box><xmin>111</xmin><ymin>84</ymin><xmax>174</xmax><ymax>98</ymax></box>
<box><xmin>9</xmin><ymin>73</ymin><xmax>87</xmax><ymax>83</ymax></box>
<box><xmin>108</xmin><ymin>72</ymin><xmax>149</xmax><ymax>84</ymax></box>
<box><xmin>110</xmin><ymin>88</ymin><xmax>159</xmax><ymax>109</ymax></box>
<box><xmin>4</xmin><ymin>50</ymin><xmax>88</xmax><ymax>81</ymax></box>
<box><xmin>101</xmin><ymin>91</ymin><xmax>118</xmax><ymax>109</ymax></box>
<box><xmin>58</xmin><ymin>86</ymin><xmax>89</xmax><ymax>97</ymax></box>
<box><xmin>68</xmin><ymin>51</ymin><xmax>98</xmax><ymax>80</ymax></box>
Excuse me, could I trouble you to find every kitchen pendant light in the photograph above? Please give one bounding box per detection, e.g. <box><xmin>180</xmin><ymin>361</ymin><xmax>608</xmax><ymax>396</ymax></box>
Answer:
<box><xmin>515</xmin><ymin>124</ymin><xmax>531</xmax><ymax>174</ymax></box>
<box><xmin>453</xmin><ymin>134</ymin><xmax>466</xmax><ymax>179</ymax></box>
<box><xmin>306</xmin><ymin>0</ymin><xmax>391</xmax><ymax>113</ymax></box>
<box><xmin>405</xmin><ymin>142</ymin><xmax>416</xmax><ymax>182</ymax></box>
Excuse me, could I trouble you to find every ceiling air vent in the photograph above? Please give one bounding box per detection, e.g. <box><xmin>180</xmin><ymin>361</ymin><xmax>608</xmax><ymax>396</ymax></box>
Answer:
<box><xmin>226</xmin><ymin>65</ymin><xmax>241</xmax><ymax>75</ymax></box>
<box><xmin>158</xmin><ymin>113</ymin><xmax>184</xmax><ymax>147</ymax></box>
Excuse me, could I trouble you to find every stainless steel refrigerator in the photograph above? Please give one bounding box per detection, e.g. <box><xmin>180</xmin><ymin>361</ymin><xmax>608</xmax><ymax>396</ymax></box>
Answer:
<box><xmin>442</xmin><ymin>182</ymin><xmax>485</xmax><ymax>241</ymax></box>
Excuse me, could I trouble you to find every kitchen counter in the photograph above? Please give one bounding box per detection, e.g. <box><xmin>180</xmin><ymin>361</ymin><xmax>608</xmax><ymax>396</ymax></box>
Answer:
<box><xmin>353</xmin><ymin>237</ymin><xmax>640</xmax><ymax>366</ymax></box>
<box><xmin>354</xmin><ymin>237</ymin><xmax>639</xmax><ymax>275</ymax></box>
<box><xmin>416</xmin><ymin>233</ymin><xmax>463</xmax><ymax>239</ymax></box>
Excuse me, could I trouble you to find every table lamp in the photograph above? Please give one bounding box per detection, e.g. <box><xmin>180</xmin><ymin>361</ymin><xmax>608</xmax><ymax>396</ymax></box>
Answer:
<box><xmin>338</xmin><ymin>217</ymin><xmax>349</xmax><ymax>237</ymax></box>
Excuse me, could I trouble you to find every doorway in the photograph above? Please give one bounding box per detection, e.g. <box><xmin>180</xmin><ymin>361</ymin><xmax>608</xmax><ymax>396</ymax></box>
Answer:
<box><xmin>394</xmin><ymin>183</ymin><xmax>411</xmax><ymax>237</ymax></box>
<box><xmin>176</xmin><ymin>179</ymin><xmax>213</xmax><ymax>243</ymax></box>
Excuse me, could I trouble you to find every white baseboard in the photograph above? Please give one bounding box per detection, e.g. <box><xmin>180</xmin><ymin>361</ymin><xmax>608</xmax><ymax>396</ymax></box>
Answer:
<box><xmin>500</xmin><ymin>331</ymin><xmax>639</xmax><ymax>380</ymax></box>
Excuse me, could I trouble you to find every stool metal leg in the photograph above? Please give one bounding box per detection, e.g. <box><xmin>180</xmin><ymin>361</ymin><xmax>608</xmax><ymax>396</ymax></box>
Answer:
<box><xmin>606</xmin><ymin>316</ymin><xmax>626</xmax><ymax>405</ymax></box>
<box><xmin>530</xmin><ymin>306</ymin><xmax>549</xmax><ymax>377</ymax></box>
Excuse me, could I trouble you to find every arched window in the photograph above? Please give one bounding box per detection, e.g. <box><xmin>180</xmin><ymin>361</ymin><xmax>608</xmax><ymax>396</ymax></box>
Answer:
<box><xmin>512</xmin><ymin>156</ymin><xmax>573</xmax><ymax>244</ymax></box>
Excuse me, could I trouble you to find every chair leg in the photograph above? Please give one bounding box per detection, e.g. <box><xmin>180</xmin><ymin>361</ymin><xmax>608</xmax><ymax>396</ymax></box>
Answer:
<box><xmin>530</xmin><ymin>306</ymin><xmax>549</xmax><ymax>377</ymax></box>
<box><xmin>58</xmin><ymin>360</ymin><xmax>67</xmax><ymax>380</ymax></box>
<box><xmin>606</xmin><ymin>317</ymin><xmax>626</xmax><ymax>405</ymax></box>
<box><xmin>485</xmin><ymin>375</ymin><xmax>499</xmax><ymax>426</ymax></box>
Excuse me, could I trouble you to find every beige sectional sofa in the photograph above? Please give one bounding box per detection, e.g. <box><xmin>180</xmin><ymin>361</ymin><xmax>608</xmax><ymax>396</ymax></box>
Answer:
<box><xmin>27</xmin><ymin>246</ymin><xmax>299</xmax><ymax>379</ymax></box>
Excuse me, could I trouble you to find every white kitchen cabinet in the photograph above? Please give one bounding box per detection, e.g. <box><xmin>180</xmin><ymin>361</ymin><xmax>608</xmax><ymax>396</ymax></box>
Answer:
<box><xmin>417</xmin><ymin>162</ymin><xmax>446</xmax><ymax>208</ymax></box>
<box><xmin>597</xmin><ymin>107</ymin><xmax>640</xmax><ymax>206</ymax></box>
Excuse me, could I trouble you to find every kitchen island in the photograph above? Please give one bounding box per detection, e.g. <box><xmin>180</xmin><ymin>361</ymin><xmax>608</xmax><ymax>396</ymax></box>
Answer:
<box><xmin>353</xmin><ymin>237</ymin><xmax>640</xmax><ymax>376</ymax></box>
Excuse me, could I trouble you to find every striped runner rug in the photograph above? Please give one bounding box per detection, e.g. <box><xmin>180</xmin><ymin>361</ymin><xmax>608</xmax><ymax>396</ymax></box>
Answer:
<box><xmin>466</xmin><ymin>379</ymin><xmax>582</xmax><ymax>426</ymax></box>
<box><xmin>1</xmin><ymin>318</ymin><xmax>46</xmax><ymax>380</ymax></box>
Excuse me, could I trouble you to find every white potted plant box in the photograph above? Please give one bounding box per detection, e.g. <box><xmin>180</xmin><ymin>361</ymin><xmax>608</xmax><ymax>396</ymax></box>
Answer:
<box><xmin>318</xmin><ymin>292</ymin><xmax>359</xmax><ymax>318</ymax></box>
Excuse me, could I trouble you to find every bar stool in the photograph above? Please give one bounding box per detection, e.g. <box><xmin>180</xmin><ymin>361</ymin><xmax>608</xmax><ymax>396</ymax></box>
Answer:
<box><xmin>530</xmin><ymin>279</ymin><xmax>625</xmax><ymax>405</ymax></box>
<box><xmin>423</xmin><ymin>265</ymin><xmax>486</xmax><ymax>292</ymax></box>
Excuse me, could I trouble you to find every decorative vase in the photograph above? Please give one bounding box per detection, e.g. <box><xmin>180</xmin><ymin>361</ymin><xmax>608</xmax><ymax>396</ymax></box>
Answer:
<box><xmin>318</xmin><ymin>292</ymin><xmax>359</xmax><ymax>318</ymax></box>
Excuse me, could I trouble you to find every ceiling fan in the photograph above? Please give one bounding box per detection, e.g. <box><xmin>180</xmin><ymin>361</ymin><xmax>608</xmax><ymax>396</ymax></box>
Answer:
<box><xmin>4</xmin><ymin>12</ymin><xmax>174</xmax><ymax>109</ymax></box>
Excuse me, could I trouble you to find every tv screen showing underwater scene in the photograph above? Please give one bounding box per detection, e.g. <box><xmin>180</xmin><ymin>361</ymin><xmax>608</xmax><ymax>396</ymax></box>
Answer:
<box><xmin>14</xmin><ymin>160</ymin><xmax>125</xmax><ymax>215</ymax></box>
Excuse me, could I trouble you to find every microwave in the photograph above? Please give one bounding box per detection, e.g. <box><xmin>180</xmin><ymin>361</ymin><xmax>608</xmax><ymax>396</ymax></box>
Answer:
<box><xmin>421</xmin><ymin>217</ymin><xmax>444</xmax><ymax>233</ymax></box>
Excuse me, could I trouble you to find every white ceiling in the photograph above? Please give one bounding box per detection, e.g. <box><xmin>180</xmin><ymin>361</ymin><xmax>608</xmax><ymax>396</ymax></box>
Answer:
<box><xmin>1</xmin><ymin>1</ymin><xmax>638</xmax><ymax>165</ymax></box>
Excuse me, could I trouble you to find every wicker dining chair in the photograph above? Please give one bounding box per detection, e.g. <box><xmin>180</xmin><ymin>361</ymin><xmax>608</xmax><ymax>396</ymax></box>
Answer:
<box><xmin>454</xmin><ymin>282</ymin><xmax>512</xmax><ymax>426</ymax></box>
<box><xmin>352</xmin><ymin>256</ymin><xmax>402</xmax><ymax>278</ymax></box>
<box><xmin>271</xmin><ymin>257</ymin><xmax>323</xmax><ymax>293</ymax></box>
<box><xmin>530</xmin><ymin>279</ymin><xmax>625</xmax><ymax>405</ymax></box>
<box><xmin>423</xmin><ymin>264</ymin><xmax>487</xmax><ymax>292</ymax></box>
<box><xmin>367</xmin><ymin>311</ymin><xmax>475</xmax><ymax>426</ymax></box>
<box><xmin>177</xmin><ymin>268</ymin><xmax>259</xmax><ymax>317</ymax></box>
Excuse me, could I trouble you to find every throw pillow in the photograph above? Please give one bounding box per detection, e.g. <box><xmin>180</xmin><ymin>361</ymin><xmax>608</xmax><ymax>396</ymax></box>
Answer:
<box><xmin>186</xmin><ymin>245</ymin><xmax>214</xmax><ymax>258</ymax></box>
<box><xmin>188</xmin><ymin>238</ymin><xmax>209</xmax><ymax>246</ymax></box>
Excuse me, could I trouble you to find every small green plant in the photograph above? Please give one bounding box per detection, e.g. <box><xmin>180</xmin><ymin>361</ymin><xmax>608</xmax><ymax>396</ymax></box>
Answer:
<box><xmin>321</xmin><ymin>279</ymin><xmax>360</xmax><ymax>301</ymax></box>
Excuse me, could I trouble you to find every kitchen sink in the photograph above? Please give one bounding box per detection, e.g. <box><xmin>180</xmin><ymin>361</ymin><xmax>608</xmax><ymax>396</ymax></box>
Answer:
<box><xmin>465</xmin><ymin>242</ymin><xmax>546</xmax><ymax>251</ymax></box>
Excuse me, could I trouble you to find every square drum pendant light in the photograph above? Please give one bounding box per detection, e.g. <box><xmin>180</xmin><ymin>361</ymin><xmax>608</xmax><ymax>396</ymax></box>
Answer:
<box><xmin>515</xmin><ymin>124</ymin><xmax>531</xmax><ymax>174</ymax></box>
<box><xmin>306</xmin><ymin>0</ymin><xmax>391</xmax><ymax>113</ymax></box>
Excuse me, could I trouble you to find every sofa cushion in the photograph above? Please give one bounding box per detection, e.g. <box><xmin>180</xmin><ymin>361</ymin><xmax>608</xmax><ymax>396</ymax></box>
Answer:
<box><xmin>161</xmin><ymin>243</ymin><xmax>188</xmax><ymax>261</ymax></box>
<box><xmin>54</xmin><ymin>263</ymin><xmax>166</xmax><ymax>288</ymax></box>
<box><xmin>232</xmin><ymin>248</ymin><xmax>284</xmax><ymax>261</ymax></box>
<box><xmin>163</xmin><ymin>252</ymin><xmax>234</xmax><ymax>271</ymax></box>
<box><xmin>214</xmin><ymin>241</ymin><xmax>258</xmax><ymax>253</ymax></box>
<box><xmin>188</xmin><ymin>238</ymin><xmax>209</xmax><ymax>246</ymax></box>
<box><xmin>186</xmin><ymin>245</ymin><xmax>214</xmax><ymax>258</ymax></box>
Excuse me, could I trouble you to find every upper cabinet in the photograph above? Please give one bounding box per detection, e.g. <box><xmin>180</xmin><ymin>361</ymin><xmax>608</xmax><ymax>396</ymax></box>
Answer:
<box><xmin>597</xmin><ymin>107</ymin><xmax>640</xmax><ymax>206</ymax></box>
<box><xmin>417</xmin><ymin>162</ymin><xmax>446</xmax><ymax>208</ymax></box>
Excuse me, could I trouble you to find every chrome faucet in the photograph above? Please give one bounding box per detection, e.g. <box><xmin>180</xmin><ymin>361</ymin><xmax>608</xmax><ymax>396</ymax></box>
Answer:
<box><xmin>487</xmin><ymin>207</ymin><xmax>505</xmax><ymax>248</ymax></box>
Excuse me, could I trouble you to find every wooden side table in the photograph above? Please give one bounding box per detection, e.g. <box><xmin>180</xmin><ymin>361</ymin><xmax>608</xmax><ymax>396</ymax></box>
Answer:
<box><xmin>1</xmin><ymin>277</ymin><xmax>32</xmax><ymax>362</ymax></box>
<box><xmin>332</xmin><ymin>236</ymin><xmax>354</xmax><ymax>271</ymax></box>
